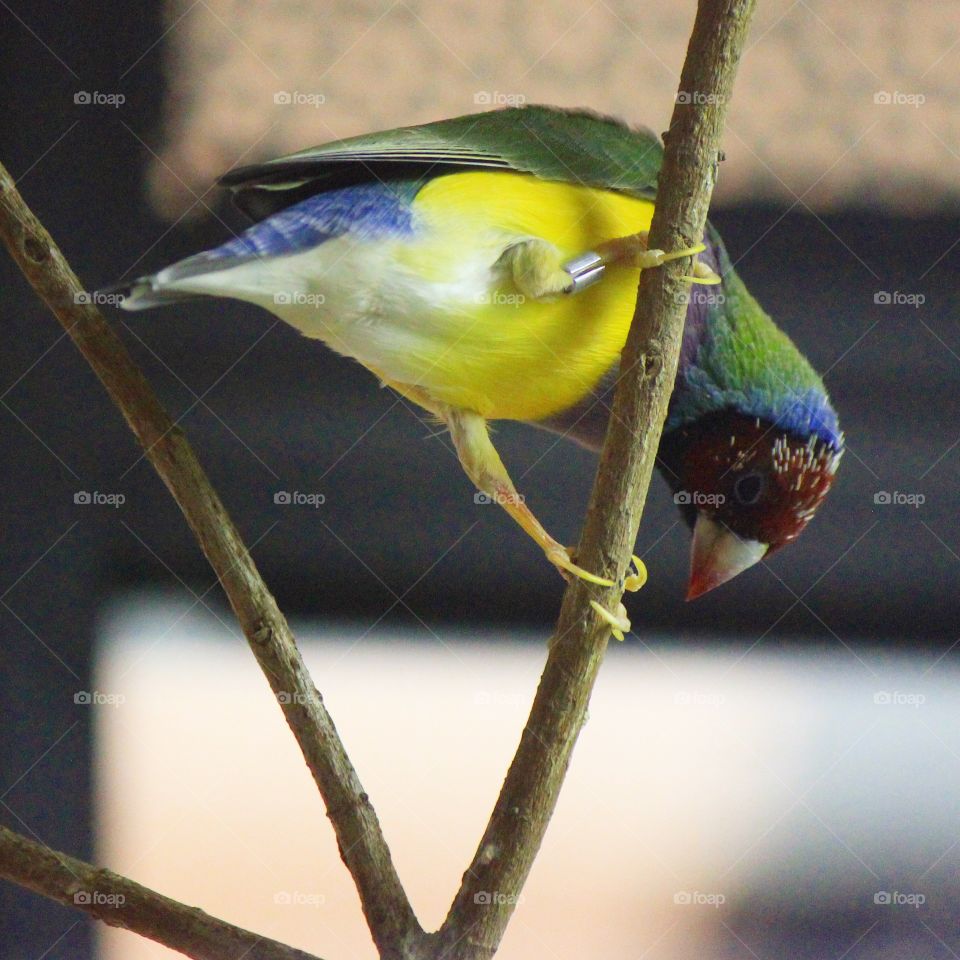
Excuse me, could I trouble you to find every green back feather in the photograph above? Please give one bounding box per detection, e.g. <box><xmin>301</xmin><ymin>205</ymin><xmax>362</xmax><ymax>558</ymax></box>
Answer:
<box><xmin>219</xmin><ymin>105</ymin><xmax>664</xmax><ymax>201</ymax></box>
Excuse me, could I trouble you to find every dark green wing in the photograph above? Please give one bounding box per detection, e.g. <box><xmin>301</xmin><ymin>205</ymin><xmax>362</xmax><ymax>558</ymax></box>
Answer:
<box><xmin>219</xmin><ymin>105</ymin><xmax>664</xmax><ymax>221</ymax></box>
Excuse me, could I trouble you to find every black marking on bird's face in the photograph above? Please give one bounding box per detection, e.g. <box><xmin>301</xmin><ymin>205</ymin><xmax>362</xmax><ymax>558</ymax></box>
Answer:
<box><xmin>658</xmin><ymin>409</ymin><xmax>843</xmax><ymax>551</ymax></box>
<box><xmin>733</xmin><ymin>470</ymin><xmax>765</xmax><ymax>506</ymax></box>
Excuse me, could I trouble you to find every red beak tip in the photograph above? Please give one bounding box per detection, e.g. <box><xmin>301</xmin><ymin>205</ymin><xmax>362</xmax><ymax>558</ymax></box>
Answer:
<box><xmin>685</xmin><ymin>578</ymin><xmax>713</xmax><ymax>602</ymax></box>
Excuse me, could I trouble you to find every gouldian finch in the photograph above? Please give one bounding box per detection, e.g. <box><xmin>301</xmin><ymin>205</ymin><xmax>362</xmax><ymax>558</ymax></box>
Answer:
<box><xmin>112</xmin><ymin>105</ymin><xmax>843</xmax><ymax>600</ymax></box>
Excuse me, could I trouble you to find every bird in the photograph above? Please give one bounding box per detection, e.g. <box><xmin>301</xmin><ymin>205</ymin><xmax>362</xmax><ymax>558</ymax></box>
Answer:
<box><xmin>110</xmin><ymin>104</ymin><xmax>843</xmax><ymax>607</ymax></box>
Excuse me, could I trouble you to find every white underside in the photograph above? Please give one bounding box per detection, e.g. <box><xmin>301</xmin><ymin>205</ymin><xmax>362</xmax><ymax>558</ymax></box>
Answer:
<box><xmin>160</xmin><ymin>234</ymin><xmax>509</xmax><ymax>385</ymax></box>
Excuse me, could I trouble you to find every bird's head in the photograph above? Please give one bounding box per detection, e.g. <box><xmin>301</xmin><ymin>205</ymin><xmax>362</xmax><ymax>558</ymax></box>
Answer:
<box><xmin>660</xmin><ymin>409</ymin><xmax>843</xmax><ymax>600</ymax></box>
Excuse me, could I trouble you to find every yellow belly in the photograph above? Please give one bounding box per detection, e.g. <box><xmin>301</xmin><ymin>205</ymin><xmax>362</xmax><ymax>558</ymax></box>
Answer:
<box><xmin>367</xmin><ymin>171</ymin><xmax>655</xmax><ymax>422</ymax></box>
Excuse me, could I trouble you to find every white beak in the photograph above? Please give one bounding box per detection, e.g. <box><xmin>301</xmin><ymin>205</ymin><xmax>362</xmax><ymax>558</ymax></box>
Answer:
<box><xmin>687</xmin><ymin>513</ymin><xmax>768</xmax><ymax>601</ymax></box>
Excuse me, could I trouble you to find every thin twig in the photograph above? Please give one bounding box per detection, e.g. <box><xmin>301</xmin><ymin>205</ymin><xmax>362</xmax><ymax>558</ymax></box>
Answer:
<box><xmin>0</xmin><ymin>163</ymin><xmax>424</xmax><ymax>959</ymax></box>
<box><xmin>0</xmin><ymin>825</ymin><xmax>321</xmax><ymax>960</ymax></box>
<box><xmin>438</xmin><ymin>1</ymin><xmax>758</xmax><ymax>956</ymax></box>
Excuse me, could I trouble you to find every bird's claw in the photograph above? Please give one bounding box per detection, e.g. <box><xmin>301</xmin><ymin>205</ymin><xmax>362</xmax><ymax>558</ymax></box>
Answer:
<box><xmin>624</xmin><ymin>554</ymin><xmax>647</xmax><ymax>592</ymax></box>
<box><xmin>680</xmin><ymin>259</ymin><xmax>722</xmax><ymax>285</ymax></box>
<box><xmin>590</xmin><ymin>599</ymin><xmax>632</xmax><ymax>641</ymax></box>
<box><xmin>546</xmin><ymin>546</ymin><xmax>615</xmax><ymax>587</ymax></box>
<box><xmin>651</xmin><ymin>241</ymin><xmax>707</xmax><ymax>265</ymax></box>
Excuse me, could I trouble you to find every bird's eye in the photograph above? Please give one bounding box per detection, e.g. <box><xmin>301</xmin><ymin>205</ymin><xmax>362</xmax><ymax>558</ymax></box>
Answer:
<box><xmin>733</xmin><ymin>471</ymin><xmax>765</xmax><ymax>505</ymax></box>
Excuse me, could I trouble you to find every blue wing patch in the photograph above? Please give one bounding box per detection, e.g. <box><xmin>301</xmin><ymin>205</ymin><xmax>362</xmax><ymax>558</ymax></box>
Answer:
<box><xmin>157</xmin><ymin>181</ymin><xmax>420</xmax><ymax>285</ymax></box>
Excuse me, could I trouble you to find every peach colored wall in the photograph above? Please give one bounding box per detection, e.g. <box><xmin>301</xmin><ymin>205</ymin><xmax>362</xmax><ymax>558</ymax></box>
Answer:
<box><xmin>147</xmin><ymin>0</ymin><xmax>957</xmax><ymax>219</ymax></box>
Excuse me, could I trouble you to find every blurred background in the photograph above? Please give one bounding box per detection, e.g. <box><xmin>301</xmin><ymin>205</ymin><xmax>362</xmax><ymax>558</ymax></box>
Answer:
<box><xmin>1</xmin><ymin>1</ymin><xmax>958</xmax><ymax>957</ymax></box>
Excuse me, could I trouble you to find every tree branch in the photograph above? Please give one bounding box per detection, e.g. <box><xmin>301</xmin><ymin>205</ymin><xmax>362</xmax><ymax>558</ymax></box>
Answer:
<box><xmin>0</xmin><ymin>825</ymin><xmax>321</xmax><ymax>960</ymax></box>
<box><xmin>0</xmin><ymin>165</ymin><xmax>423</xmax><ymax>958</ymax></box>
<box><xmin>438</xmin><ymin>1</ymin><xmax>758</xmax><ymax>956</ymax></box>
<box><xmin>2</xmin><ymin>3</ymin><xmax>757</xmax><ymax>957</ymax></box>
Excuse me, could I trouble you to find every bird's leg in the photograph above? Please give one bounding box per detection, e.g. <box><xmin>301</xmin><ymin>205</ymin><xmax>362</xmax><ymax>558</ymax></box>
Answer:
<box><xmin>590</xmin><ymin>600</ymin><xmax>632</xmax><ymax>641</ymax></box>
<box><xmin>500</xmin><ymin>238</ymin><xmax>578</xmax><ymax>300</ymax></box>
<box><xmin>445</xmin><ymin>406</ymin><xmax>615</xmax><ymax>587</ymax></box>
<box><xmin>594</xmin><ymin>232</ymin><xmax>721</xmax><ymax>283</ymax></box>
<box><xmin>502</xmin><ymin>235</ymin><xmax>718</xmax><ymax>300</ymax></box>
<box><xmin>565</xmin><ymin>231</ymin><xmax>721</xmax><ymax>291</ymax></box>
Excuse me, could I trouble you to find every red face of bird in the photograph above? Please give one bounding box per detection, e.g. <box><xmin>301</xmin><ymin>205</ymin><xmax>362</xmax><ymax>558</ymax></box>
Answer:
<box><xmin>662</xmin><ymin>413</ymin><xmax>843</xmax><ymax>600</ymax></box>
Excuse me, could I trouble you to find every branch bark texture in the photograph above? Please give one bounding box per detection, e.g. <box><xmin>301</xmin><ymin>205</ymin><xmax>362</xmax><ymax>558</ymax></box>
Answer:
<box><xmin>0</xmin><ymin>1</ymin><xmax>757</xmax><ymax>957</ymax></box>
<box><xmin>438</xmin><ymin>2</ymin><xmax>758</xmax><ymax>956</ymax></box>
<box><xmin>0</xmin><ymin>165</ymin><xmax>422</xmax><ymax>958</ymax></box>
<box><xmin>0</xmin><ymin>826</ymin><xmax>321</xmax><ymax>960</ymax></box>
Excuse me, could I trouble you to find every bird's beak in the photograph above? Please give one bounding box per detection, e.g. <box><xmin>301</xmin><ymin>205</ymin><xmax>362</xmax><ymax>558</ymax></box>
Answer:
<box><xmin>686</xmin><ymin>513</ymin><xmax>768</xmax><ymax>601</ymax></box>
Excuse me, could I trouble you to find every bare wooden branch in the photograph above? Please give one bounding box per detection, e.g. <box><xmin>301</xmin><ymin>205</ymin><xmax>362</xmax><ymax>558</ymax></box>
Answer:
<box><xmin>0</xmin><ymin>825</ymin><xmax>321</xmax><ymax>960</ymax></box>
<box><xmin>1</xmin><ymin>2</ymin><xmax>758</xmax><ymax>957</ymax></box>
<box><xmin>438</xmin><ymin>2</ymin><xmax>759</xmax><ymax>956</ymax></box>
<box><xmin>0</xmin><ymin>162</ymin><xmax>424</xmax><ymax>959</ymax></box>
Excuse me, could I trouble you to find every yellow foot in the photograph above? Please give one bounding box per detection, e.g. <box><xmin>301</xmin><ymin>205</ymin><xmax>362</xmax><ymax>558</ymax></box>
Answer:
<box><xmin>638</xmin><ymin>241</ymin><xmax>707</xmax><ymax>268</ymax></box>
<box><xmin>502</xmin><ymin>238</ymin><xmax>575</xmax><ymax>300</ymax></box>
<box><xmin>680</xmin><ymin>259</ymin><xmax>722</xmax><ymax>285</ymax></box>
<box><xmin>593</xmin><ymin>233</ymin><xmax>707</xmax><ymax>272</ymax></box>
<box><xmin>590</xmin><ymin>600</ymin><xmax>632</xmax><ymax>641</ymax></box>
<box><xmin>545</xmin><ymin>545</ymin><xmax>615</xmax><ymax>587</ymax></box>
<box><xmin>625</xmin><ymin>554</ymin><xmax>647</xmax><ymax>592</ymax></box>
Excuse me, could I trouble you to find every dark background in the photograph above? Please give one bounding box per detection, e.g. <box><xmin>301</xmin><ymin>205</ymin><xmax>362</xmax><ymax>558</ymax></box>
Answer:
<box><xmin>2</xmin><ymin>2</ymin><xmax>958</xmax><ymax>957</ymax></box>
